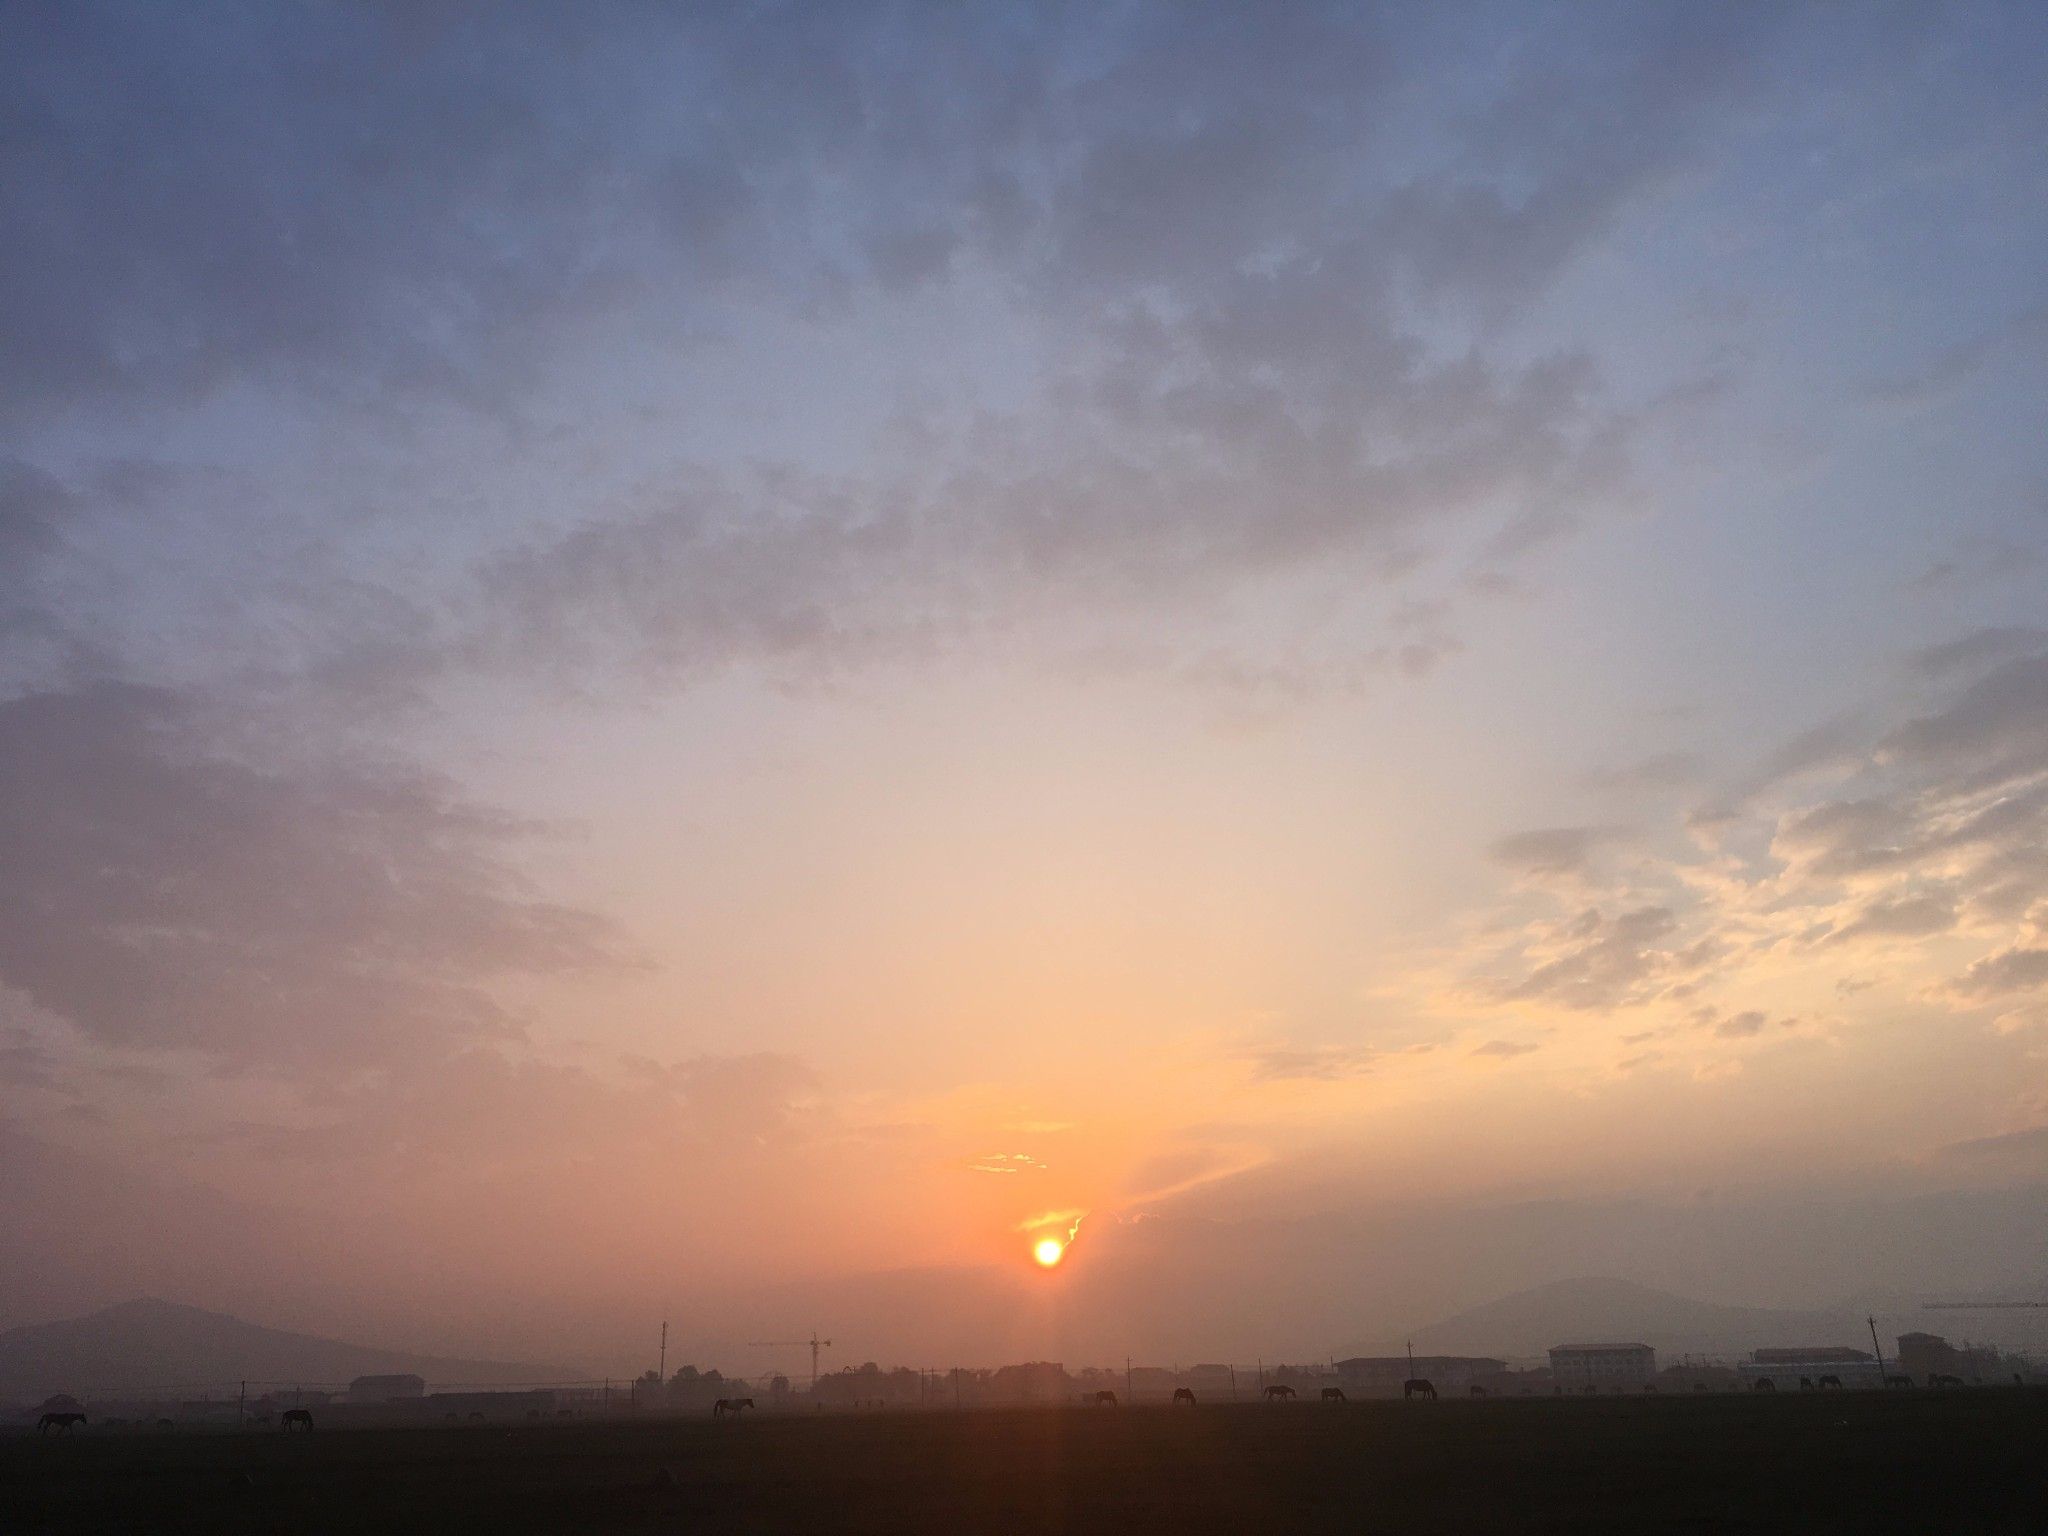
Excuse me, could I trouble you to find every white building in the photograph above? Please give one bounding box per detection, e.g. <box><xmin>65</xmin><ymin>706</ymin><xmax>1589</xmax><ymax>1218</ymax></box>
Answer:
<box><xmin>1548</xmin><ymin>1343</ymin><xmax>1656</xmax><ymax>1388</ymax></box>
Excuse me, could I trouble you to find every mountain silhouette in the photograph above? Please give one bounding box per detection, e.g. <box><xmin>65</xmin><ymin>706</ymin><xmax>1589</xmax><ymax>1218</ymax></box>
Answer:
<box><xmin>1348</xmin><ymin>1276</ymin><xmax>1882</xmax><ymax>1361</ymax></box>
<box><xmin>0</xmin><ymin>1298</ymin><xmax>577</xmax><ymax>1401</ymax></box>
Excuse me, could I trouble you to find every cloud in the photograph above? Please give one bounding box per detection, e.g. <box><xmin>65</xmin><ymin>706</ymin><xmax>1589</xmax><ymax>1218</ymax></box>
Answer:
<box><xmin>1471</xmin><ymin>1039</ymin><xmax>1539</xmax><ymax>1059</ymax></box>
<box><xmin>1948</xmin><ymin>948</ymin><xmax>2048</xmax><ymax>1001</ymax></box>
<box><xmin>1583</xmin><ymin>752</ymin><xmax>1701</xmax><ymax>794</ymax></box>
<box><xmin>1466</xmin><ymin>639</ymin><xmax>2048</xmax><ymax>1040</ymax></box>
<box><xmin>1907</xmin><ymin>627</ymin><xmax>2048</xmax><ymax>682</ymax></box>
<box><xmin>1930</xmin><ymin>1122</ymin><xmax>2048</xmax><ymax>1172</ymax></box>
<box><xmin>1822</xmin><ymin>893</ymin><xmax>1957</xmax><ymax>946</ymax></box>
<box><xmin>1711</xmin><ymin>1011</ymin><xmax>1766</xmax><ymax>1039</ymax></box>
<box><xmin>1497</xmin><ymin>905</ymin><xmax>1707</xmax><ymax>1010</ymax></box>
<box><xmin>1866</xmin><ymin>304</ymin><xmax>2048</xmax><ymax>412</ymax></box>
<box><xmin>1487</xmin><ymin>825</ymin><xmax>1628</xmax><ymax>879</ymax></box>
<box><xmin>0</xmin><ymin>683</ymin><xmax>621</xmax><ymax>1069</ymax></box>
<box><xmin>1244</xmin><ymin>1044</ymin><xmax>1378</xmax><ymax>1082</ymax></box>
<box><xmin>1884</xmin><ymin>653</ymin><xmax>2048</xmax><ymax>785</ymax></box>
<box><xmin>3</xmin><ymin>1</ymin><xmax>1757</xmax><ymax>714</ymax></box>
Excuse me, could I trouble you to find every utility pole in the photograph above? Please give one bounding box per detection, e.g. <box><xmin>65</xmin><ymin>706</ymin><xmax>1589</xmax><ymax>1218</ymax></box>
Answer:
<box><xmin>659</xmin><ymin>1320</ymin><xmax>667</xmax><ymax>1384</ymax></box>
<box><xmin>1869</xmin><ymin>1316</ymin><xmax>1887</xmax><ymax>1379</ymax></box>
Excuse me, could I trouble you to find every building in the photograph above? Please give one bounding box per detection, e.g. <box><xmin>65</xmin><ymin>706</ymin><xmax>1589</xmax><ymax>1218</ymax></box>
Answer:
<box><xmin>347</xmin><ymin>1373</ymin><xmax>426</xmax><ymax>1404</ymax></box>
<box><xmin>1334</xmin><ymin>1356</ymin><xmax>1507</xmax><ymax>1395</ymax></box>
<box><xmin>1548</xmin><ymin>1343</ymin><xmax>1656</xmax><ymax>1389</ymax></box>
<box><xmin>1737</xmin><ymin>1347</ymin><xmax>1881</xmax><ymax>1390</ymax></box>
<box><xmin>1896</xmin><ymin>1332</ymin><xmax>2004</xmax><ymax>1384</ymax></box>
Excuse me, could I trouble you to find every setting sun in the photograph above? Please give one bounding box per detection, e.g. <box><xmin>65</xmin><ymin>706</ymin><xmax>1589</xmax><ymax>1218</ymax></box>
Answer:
<box><xmin>1032</xmin><ymin>1237</ymin><xmax>1065</xmax><ymax>1267</ymax></box>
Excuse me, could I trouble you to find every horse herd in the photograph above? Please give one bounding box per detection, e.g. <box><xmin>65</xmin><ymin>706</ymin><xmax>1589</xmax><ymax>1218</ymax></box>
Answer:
<box><xmin>1088</xmin><ymin>1378</ymin><xmax>1441</xmax><ymax>1407</ymax></box>
<box><xmin>49</xmin><ymin>1369</ymin><xmax>2011</xmax><ymax>1434</ymax></box>
<box><xmin>33</xmin><ymin>1379</ymin><xmax>1449</xmax><ymax>1434</ymax></box>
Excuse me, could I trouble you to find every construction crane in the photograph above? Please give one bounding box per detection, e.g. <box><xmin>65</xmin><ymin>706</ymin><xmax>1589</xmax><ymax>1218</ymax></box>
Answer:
<box><xmin>747</xmin><ymin>1331</ymin><xmax>832</xmax><ymax>1394</ymax></box>
<box><xmin>1921</xmin><ymin>1301</ymin><xmax>2048</xmax><ymax>1310</ymax></box>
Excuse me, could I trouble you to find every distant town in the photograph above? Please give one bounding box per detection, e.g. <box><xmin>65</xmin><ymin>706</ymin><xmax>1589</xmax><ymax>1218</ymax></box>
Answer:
<box><xmin>18</xmin><ymin>1327</ymin><xmax>2044</xmax><ymax>1430</ymax></box>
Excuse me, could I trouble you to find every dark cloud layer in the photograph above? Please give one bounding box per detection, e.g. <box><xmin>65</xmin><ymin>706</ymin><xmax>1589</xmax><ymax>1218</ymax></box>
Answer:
<box><xmin>0</xmin><ymin>1</ymin><xmax>1784</xmax><ymax>704</ymax></box>
<box><xmin>0</xmin><ymin>684</ymin><xmax>619</xmax><ymax>1067</ymax></box>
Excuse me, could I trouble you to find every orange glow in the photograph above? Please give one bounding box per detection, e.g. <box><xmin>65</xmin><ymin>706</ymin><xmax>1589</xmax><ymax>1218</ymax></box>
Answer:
<box><xmin>1033</xmin><ymin>1237</ymin><xmax>1065</xmax><ymax>1267</ymax></box>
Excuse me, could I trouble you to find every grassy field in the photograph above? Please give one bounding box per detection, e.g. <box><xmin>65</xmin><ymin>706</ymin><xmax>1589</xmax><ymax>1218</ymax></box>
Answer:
<box><xmin>6</xmin><ymin>1390</ymin><xmax>2045</xmax><ymax>1534</ymax></box>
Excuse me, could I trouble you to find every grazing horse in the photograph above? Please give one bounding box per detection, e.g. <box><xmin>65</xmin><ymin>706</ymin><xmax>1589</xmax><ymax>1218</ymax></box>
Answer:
<box><xmin>1816</xmin><ymin>1375</ymin><xmax>1842</xmax><ymax>1390</ymax></box>
<box><xmin>712</xmin><ymin>1398</ymin><xmax>755</xmax><ymax>1418</ymax></box>
<box><xmin>38</xmin><ymin>1412</ymin><xmax>87</xmax><ymax>1435</ymax></box>
<box><xmin>1320</xmin><ymin>1387</ymin><xmax>1347</xmax><ymax>1403</ymax></box>
<box><xmin>1262</xmin><ymin>1383</ymin><xmax>1295</xmax><ymax>1401</ymax></box>
<box><xmin>1091</xmin><ymin>1390</ymin><xmax>1118</xmax><ymax>1407</ymax></box>
<box><xmin>281</xmin><ymin>1409</ymin><xmax>314</xmax><ymax>1432</ymax></box>
<box><xmin>1172</xmin><ymin>1388</ymin><xmax>1196</xmax><ymax>1405</ymax></box>
<box><xmin>1402</xmin><ymin>1379</ymin><xmax>1436</xmax><ymax>1401</ymax></box>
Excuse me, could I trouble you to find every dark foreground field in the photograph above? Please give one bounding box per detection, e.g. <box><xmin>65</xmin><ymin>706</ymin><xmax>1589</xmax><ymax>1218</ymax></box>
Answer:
<box><xmin>7</xmin><ymin>1391</ymin><xmax>2046</xmax><ymax>1535</ymax></box>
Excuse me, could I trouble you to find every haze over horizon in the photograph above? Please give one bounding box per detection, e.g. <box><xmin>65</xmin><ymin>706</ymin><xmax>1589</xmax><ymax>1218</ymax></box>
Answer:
<box><xmin>4</xmin><ymin>2</ymin><xmax>2047</xmax><ymax>1378</ymax></box>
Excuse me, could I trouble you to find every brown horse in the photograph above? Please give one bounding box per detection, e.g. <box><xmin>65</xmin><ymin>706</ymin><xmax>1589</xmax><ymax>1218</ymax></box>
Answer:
<box><xmin>281</xmin><ymin>1408</ymin><xmax>314</xmax><ymax>1432</ymax></box>
<box><xmin>1262</xmin><ymin>1383</ymin><xmax>1295</xmax><ymax>1401</ymax></box>
<box><xmin>38</xmin><ymin>1412</ymin><xmax>87</xmax><ymax>1434</ymax></box>
<box><xmin>1402</xmin><ymin>1379</ymin><xmax>1436</xmax><ymax>1400</ymax></box>
<box><xmin>1320</xmin><ymin>1387</ymin><xmax>1346</xmax><ymax>1403</ymax></box>
<box><xmin>712</xmin><ymin>1398</ymin><xmax>754</xmax><ymax>1417</ymax></box>
<box><xmin>1172</xmin><ymin>1387</ymin><xmax>1196</xmax><ymax>1405</ymax></box>
<box><xmin>1091</xmin><ymin>1390</ymin><xmax>1118</xmax><ymax>1406</ymax></box>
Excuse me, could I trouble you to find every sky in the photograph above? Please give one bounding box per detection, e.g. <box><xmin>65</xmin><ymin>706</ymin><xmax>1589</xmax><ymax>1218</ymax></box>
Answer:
<box><xmin>3</xmin><ymin>0</ymin><xmax>2048</xmax><ymax>1376</ymax></box>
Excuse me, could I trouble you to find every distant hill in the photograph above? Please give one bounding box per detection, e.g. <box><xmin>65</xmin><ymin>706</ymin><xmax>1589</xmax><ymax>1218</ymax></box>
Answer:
<box><xmin>1344</xmin><ymin>1276</ymin><xmax>1876</xmax><ymax>1362</ymax></box>
<box><xmin>0</xmin><ymin>1298</ymin><xmax>577</xmax><ymax>1403</ymax></box>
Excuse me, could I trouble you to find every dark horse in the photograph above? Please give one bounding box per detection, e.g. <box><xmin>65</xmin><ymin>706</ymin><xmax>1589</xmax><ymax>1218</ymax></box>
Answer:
<box><xmin>1262</xmin><ymin>1383</ymin><xmax>1295</xmax><ymax>1401</ymax></box>
<box><xmin>1091</xmin><ymin>1390</ymin><xmax>1118</xmax><ymax>1407</ymax></box>
<box><xmin>1320</xmin><ymin>1387</ymin><xmax>1347</xmax><ymax>1403</ymax></box>
<box><xmin>38</xmin><ymin>1412</ymin><xmax>87</xmax><ymax>1435</ymax></box>
<box><xmin>1172</xmin><ymin>1387</ymin><xmax>1196</xmax><ymax>1405</ymax></box>
<box><xmin>712</xmin><ymin>1398</ymin><xmax>754</xmax><ymax>1418</ymax></box>
<box><xmin>281</xmin><ymin>1408</ymin><xmax>314</xmax><ymax>1432</ymax></box>
<box><xmin>1402</xmin><ymin>1379</ymin><xmax>1436</xmax><ymax>1400</ymax></box>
